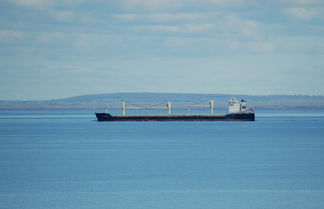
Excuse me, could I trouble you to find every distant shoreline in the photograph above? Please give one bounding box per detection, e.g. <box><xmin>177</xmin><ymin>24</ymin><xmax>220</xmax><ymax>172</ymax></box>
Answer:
<box><xmin>1</xmin><ymin>93</ymin><xmax>324</xmax><ymax>110</ymax></box>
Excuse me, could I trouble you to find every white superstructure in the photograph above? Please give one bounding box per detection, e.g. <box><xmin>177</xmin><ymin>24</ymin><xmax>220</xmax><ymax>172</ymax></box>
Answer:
<box><xmin>229</xmin><ymin>98</ymin><xmax>247</xmax><ymax>114</ymax></box>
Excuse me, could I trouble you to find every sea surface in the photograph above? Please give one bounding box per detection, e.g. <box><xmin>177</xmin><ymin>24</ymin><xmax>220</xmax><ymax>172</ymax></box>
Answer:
<box><xmin>0</xmin><ymin>109</ymin><xmax>324</xmax><ymax>209</ymax></box>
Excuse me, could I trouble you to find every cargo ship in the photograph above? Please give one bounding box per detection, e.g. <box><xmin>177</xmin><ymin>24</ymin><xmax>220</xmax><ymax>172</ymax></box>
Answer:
<box><xmin>95</xmin><ymin>98</ymin><xmax>255</xmax><ymax>121</ymax></box>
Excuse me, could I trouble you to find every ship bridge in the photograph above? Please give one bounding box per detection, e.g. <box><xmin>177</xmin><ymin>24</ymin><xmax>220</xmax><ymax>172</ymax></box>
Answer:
<box><xmin>229</xmin><ymin>98</ymin><xmax>248</xmax><ymax>114</ymax></box>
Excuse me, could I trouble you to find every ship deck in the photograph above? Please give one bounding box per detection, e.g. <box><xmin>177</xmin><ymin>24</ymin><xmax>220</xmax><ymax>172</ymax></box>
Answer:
<box><xmin>109</xmin><ymin>114</ymin><xmax>226</xmax><ymax>117</ymax></box>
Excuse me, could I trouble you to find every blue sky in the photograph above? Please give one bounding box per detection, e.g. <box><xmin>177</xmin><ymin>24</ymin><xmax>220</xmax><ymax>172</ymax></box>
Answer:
<box><xmin>1</xmin><ymin>0</ymin><xmax>324</xmax><ymax>100</ymax></box>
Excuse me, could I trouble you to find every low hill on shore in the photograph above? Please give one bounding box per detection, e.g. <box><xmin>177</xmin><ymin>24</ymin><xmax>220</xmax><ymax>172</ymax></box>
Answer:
<box><xmin>1</xmin><ymin>93</ymin><xmax>324</xmax><ymax>109</ymax></box>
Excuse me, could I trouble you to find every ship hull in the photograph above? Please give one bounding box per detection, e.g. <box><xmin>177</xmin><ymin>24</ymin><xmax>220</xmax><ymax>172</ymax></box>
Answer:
<box><xmin>95</xmin><ymin>113</ymin><xmax>255</xmax><ymax>121</ymax></box>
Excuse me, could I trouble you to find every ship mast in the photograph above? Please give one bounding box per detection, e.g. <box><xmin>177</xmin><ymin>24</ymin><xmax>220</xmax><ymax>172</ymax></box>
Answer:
<box><xmin>188</xmin><ymin>99</ymin><xmax>215</xmax><ymax>115</ymax></box>
<box><xmin>121</xmin><ymin>101</ymin><xmax>172</xmax><ymax>115</ymax></box>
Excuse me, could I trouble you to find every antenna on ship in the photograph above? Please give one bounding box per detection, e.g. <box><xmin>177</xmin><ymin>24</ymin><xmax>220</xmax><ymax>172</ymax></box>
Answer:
<box><xmin>122</xmin><ymin>101</ymin><xmax>126</xmax><ymax>115</ymax></box>
<box><xmin>105</xmin><ymin>104</ymin><xmax>108</xmax><ymax>114</ymax></box>
<box><xmin>167</xmin><ymin>101</ymin><xmax>172</xmax><ymax>115</ymax></box>
<box><xmin>210</xmin><ymin>99</ymin><xmax>215</xmax><ymax>115</ymax></box>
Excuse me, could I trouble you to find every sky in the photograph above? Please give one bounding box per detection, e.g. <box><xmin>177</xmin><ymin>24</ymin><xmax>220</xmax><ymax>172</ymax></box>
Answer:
<box><xmin>0</xmin><ymin>0</ymin><xmax>324</xmax><ymax>100</ymax></box>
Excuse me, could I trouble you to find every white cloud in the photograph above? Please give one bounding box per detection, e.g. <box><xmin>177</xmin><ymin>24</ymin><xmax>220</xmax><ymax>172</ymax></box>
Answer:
<box><xmin>225</xmin><ymin>40</ymin><xmax>274</xmax><ymax>53</ymax></box>
<box><xmin>72</xmin><ymin>33</ymin><xmax>117</xmax><ymax>49</ymax></box>
<box><xmin>121</xmin><ymin>0</ymin><xmax>183</xmax><ymax>10</ymax></box>
<box><xmin>249</xmin><ymin>42</ymin><xmax>274</xmax><ymax>52</ymax></box>
<box><xmin>119</xmin><ymin>0</ymin><xmax>251</xmax><ymax>10</ymax></box>
<box><xmin>8</xmin><ymin>0</ymin><xmax>83</xmax><ymax>9</ymax></box>
<box><xmin>113</xmin><ymin>14</ymin><xmax>137</xmax><ymax>21</ymax></box>
<box><xmin>113</xmin><ymin>12</ymin><xmax>218</xmax><ymax>23</ymax></box>
<box><xmin>225</xmin><ymin>16</ymin><xmax>260</xmax><ymax>39</ymax></box>
<box><xmin>62</xmin><ymin>66</ymin><xmax>92</xmax><ymax>73</ymax></box>
<box><xmin>163</xmin><ymin>36</ymin><xmax>275</xmax><ymax>55</ymax></box>
<box><xmin>133</xmin><ymin>25</ymin><xmax>181</xmax><ymax>32</ymax></box>
<box><xmin>53</xmin><ymin>11</ymin><xmax>74</xmax><ymax>21</ymax></box>
<box><xmin>8</xmin><ymin>0</ymin><xmax>251</xmax><ymax>11</ymax></box>
<box><xmin>286</xmin><ymin>0</ymin><xmax>320</xmax><ymax>4</ymax></box>
<box><xmin>0</xmin><ymin>30</ymin><xmax>24</xmax><ymax>42</ymax></box>
<box><xmin>205</xmin><ymin>0</ymin><xmax>248</xmax><ymax>6</ymax></box>
<box><xmin>132</xmin><ymin>24</ymin><xmax>214</xmax><ymax>33</ymax></box>
<box><xmin>80</xmin><ymin>15</ymin><xmax>94</xmax><ymax>23</ymax></box>
<box><xmin>164</xmin><ymin>37</ymin><xmax>213</xmax><ymax>48</ymax></box>
<box><xmin>186</xmin><ymin>24</ymin><xmax>215</xmax><ymax>33</ymax></box>
<box><xmin>149</xmin><ymin>13</ymin><xmax>208</xmax><ymax>21</ymax></box>
<box><xmin>37</xmin><ymin>32</ymin><xmax>68</xmax><ymax>42</ymax></box>
<box><xmin>285</xmin><ymin>7</ymin><xmax>319</xmax><ymax>20</ymax></box>
<box><xmin>9</xmin><ymin>0</ymin><xmax>50</xmax><ymax>8</ymax></box>
<box><xmin>51</xmin><ymin>11</ymin><xmax>94</xmax><ymax>23</ymax></box>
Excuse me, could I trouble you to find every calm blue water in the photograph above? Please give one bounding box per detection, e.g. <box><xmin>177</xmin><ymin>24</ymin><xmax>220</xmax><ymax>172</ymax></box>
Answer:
<box><xmin>1</xmin><ymin>110</ymin><xmax>324</xmax><ymax>209</ymax></box>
